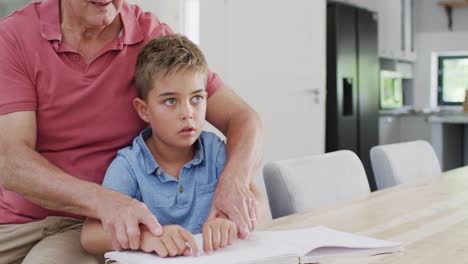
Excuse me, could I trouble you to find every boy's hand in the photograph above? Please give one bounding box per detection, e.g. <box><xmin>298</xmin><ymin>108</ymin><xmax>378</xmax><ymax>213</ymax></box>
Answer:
<box><xmin>140</xmin><ymin>225</ymin><xmax>199</xmax><ymax>258</ymax></box>
<box><xmin>202</xmin><ymin>216</ymin><xmax>238</xmax><ymax>254</ymax></box>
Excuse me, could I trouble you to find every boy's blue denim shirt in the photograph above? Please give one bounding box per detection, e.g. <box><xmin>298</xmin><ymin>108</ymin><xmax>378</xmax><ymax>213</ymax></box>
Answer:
<box><xmin>102</xmin><ymin>128</ymin><xmax>227</xmax><ymax>234</ymax></box>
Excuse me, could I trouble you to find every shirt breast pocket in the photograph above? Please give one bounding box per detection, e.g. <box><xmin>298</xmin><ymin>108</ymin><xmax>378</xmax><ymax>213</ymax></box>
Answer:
<box><xmin>195</xmin><ymin>181</ymin><xmax>217</xmax><ymax>225</ymax></box>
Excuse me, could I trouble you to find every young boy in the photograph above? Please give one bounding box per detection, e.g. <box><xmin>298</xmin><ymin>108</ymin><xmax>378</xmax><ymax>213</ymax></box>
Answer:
<box><xmin>80</xmin><ymin>34</ymin><xmax>265</xmax><ymax>258</ymax></box>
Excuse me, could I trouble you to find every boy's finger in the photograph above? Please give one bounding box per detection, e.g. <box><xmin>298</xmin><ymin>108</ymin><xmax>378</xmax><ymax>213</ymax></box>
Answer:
<box><xmin>180</xmin><ymin>229</ymin><xmax>199</xmax><ymax>257</ymax></box>
<box><xmin>203</xmin><ymin>224</ymin><xmax>213</xmax><ymax>254</ymax></box>
<box><xmin>172</xmin><ymin>233</ymin><xmax>188</xmax><ymax>254</ymax></box>
<box><xmin>211</xmin><ymin>223</ymin><xmax>221</xmax><ymax>250</ymax></box>
<box><xmin>153</xmin><ymin>239</ymin><xmax>169</xmax><ymax>257</ymax></box>
<box><xmin>183</xmin><ymin>246</ymin><xmax>191</xmax><ymax>256</ymax></box>
<box><xmin>161</xmin><ymin>236</ymin><xmax>179</xmax><ymax>257</ymax></box>
<box><xmin>229</xmin><ymin>223</ymin><xmax>237</xmax><ymax>245</ymax></box>
<box><xmin>220</xmin><ymin>224</ymin><xmax>229</xmax><ymax>248</ymax></box>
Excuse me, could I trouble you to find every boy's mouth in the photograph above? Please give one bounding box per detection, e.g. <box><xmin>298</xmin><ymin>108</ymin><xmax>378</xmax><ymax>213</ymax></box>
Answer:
<box><xmin>178</xmin><ymin>126</ymin><xmax>196</xmax><ymax>136</ymax></box>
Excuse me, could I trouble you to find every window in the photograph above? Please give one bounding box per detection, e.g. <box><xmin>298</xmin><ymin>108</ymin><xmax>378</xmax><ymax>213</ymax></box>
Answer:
<box><xmin>438</xmin><ymin>55</ymin><xmax>468</xmax><ymax>105</ymax></box>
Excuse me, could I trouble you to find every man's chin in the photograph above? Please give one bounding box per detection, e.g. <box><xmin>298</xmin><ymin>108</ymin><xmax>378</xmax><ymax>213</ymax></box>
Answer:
<box><xmin>87</xmin><ymin>13</ymin><xmax>117</xmax><ymax>28</ymax></box>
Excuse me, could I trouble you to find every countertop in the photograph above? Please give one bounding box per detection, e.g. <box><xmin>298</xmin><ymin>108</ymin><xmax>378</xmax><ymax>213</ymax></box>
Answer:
<box><xmin>380</xmin><ymin>109</ymin><xmax>468</xmax><ymax>123</ymax></box>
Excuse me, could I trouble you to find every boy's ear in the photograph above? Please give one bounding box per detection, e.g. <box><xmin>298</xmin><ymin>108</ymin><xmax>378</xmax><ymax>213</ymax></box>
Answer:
<box><xmin>133</xmin><ymin>98</ymin><xmax>150</xmax><ymax>123</ymax></box>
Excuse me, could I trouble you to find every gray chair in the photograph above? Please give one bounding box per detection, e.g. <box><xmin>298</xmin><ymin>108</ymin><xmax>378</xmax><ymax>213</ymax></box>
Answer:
<box><xmin>263</xmin><ymin>150</ymin><xmax>370</xmax><ymax>219</ymax></box>
<box><xmin>370</xmin><ymin>140</ymin><xmax>442</xmax><ymax>190</ymax></box>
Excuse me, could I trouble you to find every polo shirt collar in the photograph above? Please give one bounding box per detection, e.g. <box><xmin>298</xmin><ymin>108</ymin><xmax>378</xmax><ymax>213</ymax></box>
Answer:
<box><xmin>38</xmin><ymin>0</ymin><xmax>144</xmax><ymax>45</ymax></box>
<box><xmin>138</xmin><ymin>128</ymin><xmax>205</xmax><ymax>177</ymax></box>
<box><xmin>38</xmin><ymin>0</ymin><xmax>61</xmax><ymax>41</ymax></box>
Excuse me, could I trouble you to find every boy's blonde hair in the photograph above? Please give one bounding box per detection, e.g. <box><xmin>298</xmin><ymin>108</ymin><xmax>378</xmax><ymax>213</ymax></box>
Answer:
<box><xmin>135</xmin><ymin>34</ymin><xmax>208</xmax><ymax>100</ymax></box>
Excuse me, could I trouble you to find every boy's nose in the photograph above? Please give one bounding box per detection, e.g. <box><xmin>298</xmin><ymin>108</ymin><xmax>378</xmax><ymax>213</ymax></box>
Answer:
<box><xmin>181</xmin><ymin>114</ymin><xmax>193</xmax><ymax>120</ymax></box>
<box><xmin>180</xmin><ymin>105</ymin><xmax>194</xmax><ymax>120</ymax></box>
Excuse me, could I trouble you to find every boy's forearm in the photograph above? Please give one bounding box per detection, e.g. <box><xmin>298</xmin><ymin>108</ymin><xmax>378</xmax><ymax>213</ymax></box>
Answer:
<box><xmin>80</xmin><ymin>218</ymin><xmax>114</xmax><ymax>256</ymax></box>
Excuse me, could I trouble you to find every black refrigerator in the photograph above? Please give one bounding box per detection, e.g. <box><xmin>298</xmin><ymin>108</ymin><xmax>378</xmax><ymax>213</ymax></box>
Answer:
<box><xmin>326</xmin><ymin>2</ymin><xmax>379</xmax><ymax>191</ymax></box>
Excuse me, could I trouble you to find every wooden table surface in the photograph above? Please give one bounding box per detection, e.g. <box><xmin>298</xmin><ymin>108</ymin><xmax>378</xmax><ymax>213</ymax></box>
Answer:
<box><xmin>260</xmin><ymin>166</ymin><xmax>468</xmax><ymax>264</ymax></box>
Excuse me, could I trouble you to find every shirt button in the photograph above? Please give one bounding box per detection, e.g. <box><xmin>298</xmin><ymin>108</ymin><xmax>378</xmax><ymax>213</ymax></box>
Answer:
<box><xmin>156</xmin><ymin>168</ymin><xmax>162</xmax><ymax>176</ymax></box>
<box><xmin>178</xmin><ymin>185</ymin><xmax>184</xmax><ymax>193</ymax></box>
<box><xmin>72</xmin><ymin>55</ymin><xmax>80</xmax><ymax>61</ymax></box>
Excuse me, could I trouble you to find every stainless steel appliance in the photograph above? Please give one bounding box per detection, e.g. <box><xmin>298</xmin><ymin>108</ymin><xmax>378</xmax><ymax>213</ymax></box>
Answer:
<box><xmin>326</xmin><ymin>2</ymin><xmax>379</xmax><ymax>191</ymax></box>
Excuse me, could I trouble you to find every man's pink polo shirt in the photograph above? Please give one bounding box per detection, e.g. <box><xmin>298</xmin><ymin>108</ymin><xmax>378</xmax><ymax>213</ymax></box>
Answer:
<box><xmin>0</xmin><ymin>0</ymin><xmax>224</xmax><ymax>224</ymax></box>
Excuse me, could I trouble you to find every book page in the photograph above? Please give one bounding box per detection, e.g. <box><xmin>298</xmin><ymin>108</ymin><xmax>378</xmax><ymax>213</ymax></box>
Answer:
<box><xmin>104</xmin><ymin>226</ymin><xmax>401</xmax><ymax>264</ymax></box>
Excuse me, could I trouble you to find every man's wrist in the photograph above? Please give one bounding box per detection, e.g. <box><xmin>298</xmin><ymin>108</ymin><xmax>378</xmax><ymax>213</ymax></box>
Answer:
<box><xmin>91</xmin><ymin>185</ymin><xmax>132</xmax><ymax>219</ymax></box>
<box><xmin>218</xmin><ymin>169</ymin><xmax>250</xmax><ymax>187</ymax></box>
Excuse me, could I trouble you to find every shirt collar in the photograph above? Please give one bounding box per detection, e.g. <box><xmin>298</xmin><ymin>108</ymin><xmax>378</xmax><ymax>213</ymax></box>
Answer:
<box><xmin>38</xmin><ymin>0</ymin><xmax>144</xmax><ymax>45</ymax></box>
<box><xmin>137</xmin><ymin>128</ymin><xmax>205</xmax><ymax>177</ymax></box>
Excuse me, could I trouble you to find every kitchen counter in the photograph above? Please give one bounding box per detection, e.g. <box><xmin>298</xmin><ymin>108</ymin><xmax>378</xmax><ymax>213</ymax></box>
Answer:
<box><xmin>378</xmin><ymin>111</ymin><xmax>468</xmax><ymax>170</ymax></box>
<box><xmin>428</xmin><ymin>113</ymin><xmax>468</xmax><ymax>123</ymax></box>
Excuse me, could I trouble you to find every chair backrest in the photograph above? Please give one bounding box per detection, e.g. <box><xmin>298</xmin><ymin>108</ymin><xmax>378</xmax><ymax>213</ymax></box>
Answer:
<box><xmin>263</xmin><ymin>150</ymin><xmax>370</xmax><ymax>219</ymax></box>
<box><xmin>370</xmin><ymin>140</ymin><xmax>442</xmax><ymax>190</ymax></box>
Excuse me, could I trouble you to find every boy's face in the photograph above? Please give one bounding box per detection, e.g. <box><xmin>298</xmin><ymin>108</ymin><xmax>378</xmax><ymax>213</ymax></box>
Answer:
<box><xmin>135</xmin><ymin>71</ymin><xmax>207</xmax><ymax>148</ymax></box>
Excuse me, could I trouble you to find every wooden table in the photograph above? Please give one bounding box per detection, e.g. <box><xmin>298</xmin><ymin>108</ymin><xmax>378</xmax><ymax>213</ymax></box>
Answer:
<box><xmin>260</xmin><ymin>166</ymin><xmax>468</xmax><ymax>263</ymax></box>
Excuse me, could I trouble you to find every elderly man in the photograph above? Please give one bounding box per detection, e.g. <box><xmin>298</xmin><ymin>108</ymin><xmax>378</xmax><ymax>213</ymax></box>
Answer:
<box><xmin>0</xmin><ymin>0</ymin><xmax>263</xmax><ymax>263</ymax></box>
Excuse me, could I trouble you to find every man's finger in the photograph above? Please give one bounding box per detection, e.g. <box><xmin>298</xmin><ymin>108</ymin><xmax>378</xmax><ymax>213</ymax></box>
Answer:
<box><xmin>229</xmin><ymin>206</ymin><xmax>250</xmax><ymax>239</ymax></box>
<box><xmin>243</xmin><ymin>198</ymin><xmax>253</xmax><ymax>231</ymax></box>
<box><xmin>140</xmin><ymin>212</ymin><xmax>163</xmax><ymax>236</ymax></box>
<box><xmin>126</xmin><ymin>221</ymin><xmax>141</xmax><ymax>250</ymax></box>
<box><xmin>248</xmin><ymin>197</ymin><xmax>257</xmax><ymax>231</ymax></box>
<box><xmin>207</xmin><ymin>207</ymin><xmax>218</xmax><ymax>221</ymax></box>
<box><xmin>115</xmin><ymin>221</ymin><xmax>130</xmax><ymax>249</ymax></box>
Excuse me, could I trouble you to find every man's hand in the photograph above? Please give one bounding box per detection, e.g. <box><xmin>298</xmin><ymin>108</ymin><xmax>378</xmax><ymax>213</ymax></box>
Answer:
<box><xmin>210</xmin><ymin>176</ymin><xmax>258</xmax><ymax>239</ymax></box>
<box><xmin>97</xmin><ymin>191</ymin><xmax>163</xmax><ymax>251</ymax></box>
<box><xmin>202</xmin><ymin>214</ymin><xmax>238</xmax><ymax>254</ymax></box>
<box><xmin>141</xmin><ymin>225</ymin><xmax>199</xmax><ymax>257</ymax></box>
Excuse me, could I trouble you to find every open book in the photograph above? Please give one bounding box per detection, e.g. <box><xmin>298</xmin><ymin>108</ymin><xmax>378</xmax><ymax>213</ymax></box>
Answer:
<box><xmin>105</xmin><ymin>226</ymin><xmax>402</xmax><ymax>264</ymax></box>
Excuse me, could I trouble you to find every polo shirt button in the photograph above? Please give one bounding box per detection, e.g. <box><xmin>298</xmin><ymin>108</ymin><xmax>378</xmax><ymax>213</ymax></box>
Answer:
<box><xmin>156</xmin><ymin>168</ymin><xmax>162</xmax><ymax>176</ymax></box>
<box><xmin>178</xmin><ymin>185</ymin><xmax>184</xmax><ymax>193</ymax></box>
<box><xmin>73</xmin><ymin>55</ymin><xmax>80</xmax><ymax>61</ymax></box>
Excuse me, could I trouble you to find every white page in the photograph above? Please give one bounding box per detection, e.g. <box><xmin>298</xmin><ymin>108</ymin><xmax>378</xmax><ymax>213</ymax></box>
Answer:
<box><xmin>104</xmin><ymin>226</ymin><xmax>402</xmax><ymax>264</ymax></box>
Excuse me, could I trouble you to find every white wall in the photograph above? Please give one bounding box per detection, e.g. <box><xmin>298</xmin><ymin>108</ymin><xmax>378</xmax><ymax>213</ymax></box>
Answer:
<box><xmin>412</xmin><ymin>0</ymin><xmax>468</xmax><ymax>109</ymax></box>
<box><xmin>128</xmin><ymin>0</ymin><xmax>183</xmax><ymax>32</ymax></box>
<box><xmin>414</xmin><ymin>0</ymin><xmax>468</xmax><ymax>33</ymax></box>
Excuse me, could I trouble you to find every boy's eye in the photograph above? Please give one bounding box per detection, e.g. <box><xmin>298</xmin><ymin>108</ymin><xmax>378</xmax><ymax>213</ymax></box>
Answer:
<box><xmin>164</xmin><ymin>98</ymin><xmax>176</xmax><ymax>105</ymax></box>
<box><xmin>192</xmin><ymin>95</ymin><xmax>204</xmax><ymax>103</ymax></box>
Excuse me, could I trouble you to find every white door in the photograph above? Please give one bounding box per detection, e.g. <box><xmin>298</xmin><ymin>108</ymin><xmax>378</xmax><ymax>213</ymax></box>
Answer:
<box><xmin>200</xmin><ymin>0</ymin><xmax>326</xmax><ymax>162</ymax></box>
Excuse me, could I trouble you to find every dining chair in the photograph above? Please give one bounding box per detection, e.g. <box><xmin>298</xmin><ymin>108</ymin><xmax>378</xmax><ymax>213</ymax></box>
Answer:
<box><xmin>263</xmin><ymin>150</ymin><xmax>370</xmax><ymax>219</ymax></box>
<box><xmin>370</xmin><ymin>140</ymin><xmax>442</xmax><ymax>190</ymax></box>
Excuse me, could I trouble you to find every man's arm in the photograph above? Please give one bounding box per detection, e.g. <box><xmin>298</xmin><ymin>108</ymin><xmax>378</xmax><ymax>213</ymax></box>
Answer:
<box><xmin>206</xmin><ymin>85</ymin><xmax>264</xmax><ymax>238</ymax></box>
<box><xmin>0</xmin><ymin>111</ymin><xmax>162</xmax><ymax>250</ymax></box>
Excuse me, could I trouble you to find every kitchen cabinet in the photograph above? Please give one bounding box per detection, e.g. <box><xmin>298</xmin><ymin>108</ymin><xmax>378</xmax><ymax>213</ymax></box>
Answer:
<box><xmin>379</xmin><ymin>114</ymin><xmax>432</xmax><ymax>145</ymax></box>
<box><xmin>399</xmin><ymin>115</ymin><xmax>432</xmax><ymax>142</ymax></box>
<box><xmin>379</xmin><ymin>116</ymin><xmax>401</xmax><ymax>145</ymax></box>
<box><xmin>378</xmin><ymin>0</ymin><xmax>416</xmax><ymax>61</ymax></box>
